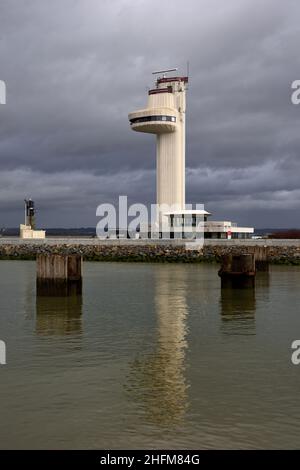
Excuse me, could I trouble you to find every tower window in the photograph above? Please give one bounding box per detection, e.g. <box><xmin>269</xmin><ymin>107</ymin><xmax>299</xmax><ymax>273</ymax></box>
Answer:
<box><xmin>130</xmin><ymin>115</ymin><xmax>176</xmax><ymax>125</ymax></box>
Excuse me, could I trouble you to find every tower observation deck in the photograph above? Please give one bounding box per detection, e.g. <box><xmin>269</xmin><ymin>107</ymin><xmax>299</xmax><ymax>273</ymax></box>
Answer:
<box><xmin>129</xmin><ymin>72</ymin><xmax>188</xmax><ymax>225</ymax></box>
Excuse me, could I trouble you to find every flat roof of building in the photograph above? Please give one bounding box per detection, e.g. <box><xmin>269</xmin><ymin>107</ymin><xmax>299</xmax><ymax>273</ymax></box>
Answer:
<box><xmin>163</xmin><ymin>210</ymin><xmax>211</xmax><ymax>216</ymax></box>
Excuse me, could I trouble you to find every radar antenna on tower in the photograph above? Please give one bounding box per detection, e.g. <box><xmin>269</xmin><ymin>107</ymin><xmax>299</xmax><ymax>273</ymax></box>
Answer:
<box><xmin>152</xmin><ymin>68</ymin><xmax>178</xmax><ymax>79</ymax></box>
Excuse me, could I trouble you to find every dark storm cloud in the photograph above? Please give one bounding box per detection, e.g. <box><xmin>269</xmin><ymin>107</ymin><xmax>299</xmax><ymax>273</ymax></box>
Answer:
<box><xmin>0</xmin><ymin>0</ymin><xmax>299</xmax><ymax>227</ymax></box>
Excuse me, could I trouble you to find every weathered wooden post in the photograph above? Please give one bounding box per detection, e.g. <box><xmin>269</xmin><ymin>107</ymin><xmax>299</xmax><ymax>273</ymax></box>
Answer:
<box><xmin>218</xmin><ymin>254</ymin><xmax>256</xmax><ymax>288</ymax></box>
<box><xmin>36</xmin><ymin>254</ymin><xmax>82</xmax><ymax>296</ymax></box>
<box><xmin>253</xmin><ymin>246</ymin><xmax>269</xmax><ymax>272</ymax></box>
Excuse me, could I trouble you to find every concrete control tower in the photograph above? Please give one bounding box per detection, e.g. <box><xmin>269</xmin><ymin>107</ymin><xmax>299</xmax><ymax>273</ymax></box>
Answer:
<box><xmin>129</xmin><ymin>70</ymin><xmax>254</xmax><ymax>240</ymax></box>
<box><xmin>129</xmin><ymin>69</ymin><xmax>188</xmax><ymax>225</ymax></box>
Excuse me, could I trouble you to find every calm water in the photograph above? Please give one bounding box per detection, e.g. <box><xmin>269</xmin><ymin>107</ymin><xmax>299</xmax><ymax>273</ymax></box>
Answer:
<box><xmin>0</xmin><ymin>261</ymin><xmax>300</xmax><ymax>449</ymax></box>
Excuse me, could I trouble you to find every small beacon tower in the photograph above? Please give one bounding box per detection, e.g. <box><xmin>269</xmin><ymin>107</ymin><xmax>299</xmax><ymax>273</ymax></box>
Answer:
<box><xmin>20</xmin><ymin>199</ymin><xmax>46</xmax><ymax>239</ymax></box>
<box><xmin>129</xmin><ymin>69</ymin><xmax>188</xmax><ymax>227</ymax></box>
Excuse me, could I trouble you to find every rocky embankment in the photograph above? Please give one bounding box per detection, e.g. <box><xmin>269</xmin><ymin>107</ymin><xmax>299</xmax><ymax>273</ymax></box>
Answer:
<box><xmin>0</xmin><ymin>241</ymin><xmax>300</xmax><ymax>264</ymax></box>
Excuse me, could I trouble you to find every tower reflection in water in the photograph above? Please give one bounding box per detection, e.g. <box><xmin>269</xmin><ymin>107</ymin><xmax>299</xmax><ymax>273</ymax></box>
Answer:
<box><xmin>127</xmin><ymin>266</ymin><xmax>189</xmax><ymax>427</ymax></box>
<box><xmin>36</xmin><ymin>294</ymin><xmax>82</xmax><ymax>337</ymax></box>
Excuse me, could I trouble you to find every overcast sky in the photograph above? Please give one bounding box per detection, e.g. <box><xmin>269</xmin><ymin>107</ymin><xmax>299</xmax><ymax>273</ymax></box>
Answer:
<box><xmin>0</xmin><ymin>0</ymin><xmax>299</xmax><ymax>228</ymax></box>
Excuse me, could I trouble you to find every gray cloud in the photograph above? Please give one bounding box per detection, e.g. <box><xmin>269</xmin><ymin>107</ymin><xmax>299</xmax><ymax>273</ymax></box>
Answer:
<box><xmin>0</xmin><ymin>0</ymin><xmax>299</xmax><ymax>227</ymax></box>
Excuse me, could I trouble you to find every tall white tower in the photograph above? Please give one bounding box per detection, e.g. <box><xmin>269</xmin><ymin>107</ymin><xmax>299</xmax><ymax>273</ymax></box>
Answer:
<box><xmin>128</xmin><ymin>71</ymin><xmax>255</xmax><ymax>240</ymax></box>
<box><xmin>129</xmin><ymin>71</ymin><xmax>188</xmax><ymax>227</ymax></box>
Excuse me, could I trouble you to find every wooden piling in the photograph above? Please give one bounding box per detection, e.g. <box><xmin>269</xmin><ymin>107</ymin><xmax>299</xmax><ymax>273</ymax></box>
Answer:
<box><xmin>36</xmin><ymin>254</ymin><xmax>82</xmax><ymax>296</ymax></box>
<box><xmin>252</xmin><ymin>246</ymin><xmax>269</xmax><ymax>272</ymax></box>
<box><xmin>218</xmin><ymin>254</ymin><xmax>256</xmax><ymax>288</ymax></box>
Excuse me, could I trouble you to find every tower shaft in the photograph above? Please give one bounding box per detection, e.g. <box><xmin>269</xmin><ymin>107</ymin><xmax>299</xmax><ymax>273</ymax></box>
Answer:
<box><xmin>156</xmin><ymin>112</ymin><xmax>185</xmax><ymax>210</ymax></box>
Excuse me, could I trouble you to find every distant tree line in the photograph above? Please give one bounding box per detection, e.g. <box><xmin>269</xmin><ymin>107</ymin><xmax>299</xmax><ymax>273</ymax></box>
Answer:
<box><xmin>269</xmin><ymin>230</ymin><xmax>300</xmax><ymax>239</ymax></box>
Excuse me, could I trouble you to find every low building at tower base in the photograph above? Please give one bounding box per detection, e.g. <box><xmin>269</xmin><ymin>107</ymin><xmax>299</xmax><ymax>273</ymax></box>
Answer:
<box><xmin>138</xmin><ymin>210</ymin><xmax>254</xmax><ymax>240</ymax></box>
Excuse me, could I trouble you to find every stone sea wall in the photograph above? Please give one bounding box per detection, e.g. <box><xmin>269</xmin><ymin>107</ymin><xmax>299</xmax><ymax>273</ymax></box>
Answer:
<box><xmin>0</xmin><ymin>240</ymin><xmax>300</xmax><ymax>264</ymax></box>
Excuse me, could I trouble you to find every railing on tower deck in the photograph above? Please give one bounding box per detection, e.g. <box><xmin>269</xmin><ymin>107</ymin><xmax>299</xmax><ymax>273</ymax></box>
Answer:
<box><xmin>148</xmin><ymin>86</ymin><xmax>173</xmax><ymax>95</ymax></box>
<box><xmin>157</xmin><ymin>76</ymin><xmax>188</xmax><ymax>85</ymax></box>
